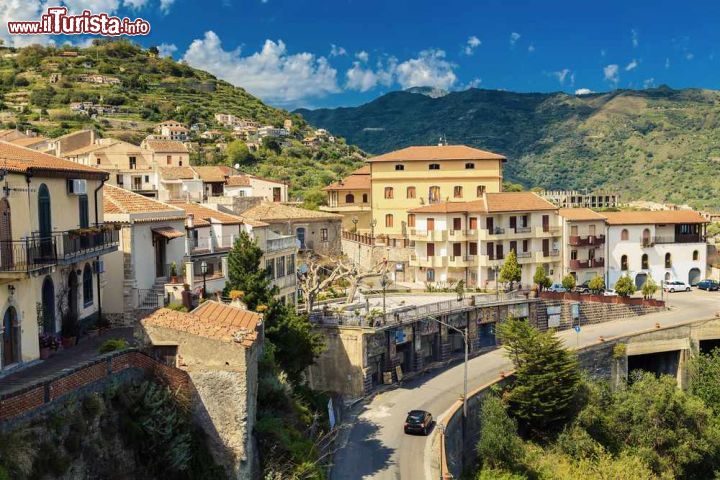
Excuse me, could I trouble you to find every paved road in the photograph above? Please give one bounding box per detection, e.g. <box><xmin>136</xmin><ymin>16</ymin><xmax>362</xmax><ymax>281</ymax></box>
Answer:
<box><xmin>331</xmin><ymin>290</ymin><xmax>720</xmax><ymax>480</ymax></box>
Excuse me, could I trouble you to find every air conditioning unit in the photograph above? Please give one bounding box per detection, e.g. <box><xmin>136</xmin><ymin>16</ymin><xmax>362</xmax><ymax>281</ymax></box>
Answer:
<box><xmin>94</xmin><ymin>260</ymin><xmax>105</xmax><ymax>274</ymax></box>
<box><xmin>67</xmin><ymin>179</ymin><xmax>87</xmax><ymax>195</ymax></box>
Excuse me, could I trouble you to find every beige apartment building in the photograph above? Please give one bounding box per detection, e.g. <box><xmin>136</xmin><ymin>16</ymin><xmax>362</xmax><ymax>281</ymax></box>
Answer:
<box><xmin>408</xmin><ymin>192</ymin><xmax>561</xmax><ymax>288</ymax></box>
<box><xmin>559</xmin><ymin>208</ymin><xmax>607</xmax><ymax>283</ymax></box>
<box><xmin>321</xmin><ymin>165</ymin><xmax>372</xmax><ymax>230</ymax></box>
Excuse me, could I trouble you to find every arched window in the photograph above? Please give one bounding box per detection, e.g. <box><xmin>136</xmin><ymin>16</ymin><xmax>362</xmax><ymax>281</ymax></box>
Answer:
<box><xmin>665</xmin><ymin>253</ymin><xmax>672</xmax><ymax>269</ymax></box>
<box><xmin>476</xmin><ymin>185</ymin><xmax>486</xmax><ymax>197</ymax></box>
<box><xmin>693</xmin><ymin>250</ymin><xmax>699</xmax><ymax>261</ymax></box>
<box><xmin>395</xmin><ymin>164</ymin><xmax>405</xmax><ymax>171</ymax></box>
<box><xmin>641</xmin><ymin>254</ymin><xmax>649</xmax><ymax>270</ymax></box>
<box><xmin>428</xmin><ymin>186</ymin><xmax>441</xmax><ymax>204</ymax></box>
<box><xmin>453</xmin><ymin>186</ymin><xmax>463</xmax><ymax>198</ymax></box>
<box><xmin>406</xmin><ymin>186</ymin><xmax>416</xmax><ymax>199</ymax></box>
<box><xmin>362</xmin><ymin>193</ymin><xmax>368</xmax><ymax>203</ymax></box>
<box><xmin>429</xmin><ymin>163</ymin><xmax>440</xmax><ymax>170</ymax></box>
<box><xmin>642</xmin><ymin>228</ymin><xmax>651</xmax><ymax>245</ymax></box>
<box><xmin>83</xmin><ymin>263</ymin><xmax>93</xmax><ymax>307</ymax></box>
<box><xmin>2</xmin><ymin>307</ymin><xmax>19</xmax><ymax>366</ymax></box>
<box><xmin>384</xmin><ymin>187</ymin><xmax>394</xmax><ymax>199</ymax></box>
<box><xmin>42</xmin><ymin>276</ymin><xmax>55</xmax><ymax>334</ymax></box>
<box><xmin>621</xmin><ymin>255</ymin><xmax>628</xmax><ymax>271</ymax></box>
<box><xmin>385</xmin><ymin>214</ymin><xmax>393</xmax><ymax>228</ymax></box>
<box><xmin>345</xmin><ymin>193</ymin><xmax>355</xmax><ymax>204</ymax></box>
<box><xmin>407</xmin><ymin>214</ymin><xmax>416</xmax><ymax>228</ymax></box>
<box><xmin>465</xmin><ymin>163</ymin><xmax>475</xmax><ymax>169</ymax></box>
<box><xmin>621</xmin><ymin>229</ymin><xmax>629</xmax><ymax>241</ymax></box>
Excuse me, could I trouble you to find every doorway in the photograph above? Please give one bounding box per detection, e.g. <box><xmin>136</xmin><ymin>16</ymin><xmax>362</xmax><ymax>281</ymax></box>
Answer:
<box><xmin>2</xmin><ymin>307</ymin><xmax>19</xmax><ymax>367</ymax></box>
<box><xmin>689</xmin><ymin>268</ymin><xmax>701</xmax><ymax>286</ymax></box>
<box><xmin>296</xmin><ymin>227</ymin><xmax>306</xmax><ymax>249</ymax></box>
<box><xmin>42</xmin><ymin>276</ymin><xmax>56</xmax><ymax>334</ymax></box>
<box><xmin>155</xmin><ymin>239</ymin><xmax>167</xmax><ymax>278</ymax></box>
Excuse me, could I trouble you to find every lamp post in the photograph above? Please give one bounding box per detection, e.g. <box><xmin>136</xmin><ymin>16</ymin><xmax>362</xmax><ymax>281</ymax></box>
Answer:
<box><xmin>200</xmin><ymin>260</ymin><xmax>208</xmax><ymax>298</ymax></box>
<box><xmin>351</xmin><ymin>216</ymin><xmax>360</xmax><ymax>265</ymax></box>
<box><xmin>380</xmin><ymin>271</ymin><xmax>389</xmax><ymax>319</ymax></box>
<box><xmin>429</xmin><ymin>315</ymin><xmax>469</xmax><ymax>423</ymax></box>
<box><xmin>370</xmin><ymin>218</ymin><xmax>377</xmax><ymax>239</ymax></box>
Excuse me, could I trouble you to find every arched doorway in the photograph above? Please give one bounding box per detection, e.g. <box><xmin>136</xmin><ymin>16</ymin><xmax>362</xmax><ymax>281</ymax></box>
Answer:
<box><xmin>635</xmin><ymin>273</ymin><xmax>648</xmax><ymax>289</ymax></box>
<box><xmin>67</xmin><ymin>271</ymin><xmax>79</xmax><ymax>326</ymax></box>
<box><xmin>689</xmin><ymin>268</ymin><xmax>702</xmax><ymax>286</ymax></box>
<box><xmin>38</xmin><ymin>184</ymin><xmax>52</xmax><ymax>259</ymax></box>
<box><xmin>296</xmin><ymin>227</ymin><xmax>306</xmax><ymax>249</ymax></box>
<box><xmin>2</xmin><ymin>307</ymin><xmax>19</xmax><ymax>367</ymax></box>
<box><xmin>42</xmin><ymin>276</ymin><xmax>56</xmax><ymax>334</ymax></box>
<box><xmin>0</xmin><ymin>197</ymin><xmax>13</xmax><ymax>270</ymax></box>
<box><xmin>664</xmin><ymin>272</ymin><xmax>671</xmax><ymax>282</ymax></box>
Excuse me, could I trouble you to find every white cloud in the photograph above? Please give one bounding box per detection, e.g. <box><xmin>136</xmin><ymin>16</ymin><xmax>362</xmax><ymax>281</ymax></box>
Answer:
<box><xmin>182</xmin><ymin>31</ymin><xmax>340</xmax><ymax>104</ymax></box>
<box><xmin>643</xmin><ymin>78</ymin><xmax>655</xmax><ymax>88</ymax></box>
<box><xmin>686</xmin><ymin>52</ymin><xmax>694</xmax><ymax>60</ymax></box>
<box><xmin>528</xmin><ymin>43</ymin><xmax>535</xmax><ymax>53</ymax></box>
<box><xmin>665</xmin><ymin>57</ymin><xmax>671</xmax><ymax>69</ymax></box>
<box><xmin>355</xmin><ymin>51</ymin><xmax>369</xmax><ymax>63</ymax></box>
<box><xmin>575</xmin><ymin>88</ymin><xmax>594</xmax><ymax>95</ymax></box>
<box><xmin>159</xmin><ymin>0</ymin><xmax>175</xmax><ymax>14</ymax></box>
<box><xmin>329</xmin><ymin>44</ymin><xmax>347</xmax><ymax>57</ymax></box>
<box><xmin>550</xmin><ymin>68</ymin><xmax>573</xmax><ymax>85</ymax></box>
<box><xmin>464</xmin><ymin>35</ymin><xmax>481</xmax><ymax>55</ymax></box>
<box><xmin>510</xmin><ymin>32</ymin><xmax>521</xmax><ymax>46</ymax></box>
<box><xmin>631</xmin><ymin>29</ymin><xmax>639</xmax><ymax>48</ymax></box>
<box><xmin>123</xmin><ymin>0</ymin><xmax>150</xmax><ymax>8</ymax></box>
<box><xmin>157</xmin><ymin>42</ymin><xmax>177</xmax><ymax>58</ymax></box>
<box><xmin>345</xmin><ymin>60</ymin><xmax>394</xmax><ymax>92</ymax></box>
<box><xmin>625</xmin><ymin>59</ymin><xmax>638</xmax><ymax>71</ymax></box>
<box><xmin>603</xmin><ymin>64</ymin><xmax>619</xmax><ymax>85</ymax></box>
<box><xmin>395</xmin><ymin>49</ymin><xmax>457</xmax><ymax>90</ymax></box>
<box><xmin>63</xmin><ymin>0</ymin><xmax>121</xmax><ymax>13</ymax></box>
<box><xmin>466</xmin><ymin>77</ymin><xmax>482</xmax><ymax>89</ymax></box>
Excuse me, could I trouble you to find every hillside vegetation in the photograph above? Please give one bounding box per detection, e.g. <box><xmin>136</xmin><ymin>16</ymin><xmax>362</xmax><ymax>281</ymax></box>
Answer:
<box><xmin>297</xmin><ymin>87</ymin><xmax>720</xmax><ymax>209</ymax></box>
<box><xmin>0</xmin><ymin>40</ymin><xmax>364</xmax><ymax>201</ymax></box>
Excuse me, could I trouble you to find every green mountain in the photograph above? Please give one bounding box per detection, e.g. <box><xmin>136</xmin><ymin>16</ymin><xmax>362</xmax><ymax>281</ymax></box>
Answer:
<box><xmin>296</xmin><ymin>87</ymin><xmax>720</xmax><ymax>209</ymax></box>
<box><xmin>0</xmin><ymin>41</ymin><xmax>364</xmax><ymax>202</ymax></box>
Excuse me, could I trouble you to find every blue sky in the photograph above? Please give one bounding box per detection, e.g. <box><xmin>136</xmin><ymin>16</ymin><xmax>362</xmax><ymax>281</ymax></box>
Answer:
<box><xmin>3</xmin><ymin>0</ymin><xmax>720</xmax><ymax>109</ymax></box>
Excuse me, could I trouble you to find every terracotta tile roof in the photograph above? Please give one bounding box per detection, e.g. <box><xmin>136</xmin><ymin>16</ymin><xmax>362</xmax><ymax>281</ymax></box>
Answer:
<box><xmin>141</xmin><ymin>301</ymin><xmax>263</xmax><ymax>347</ymax></box>
<box><xmin>151</xmin><ymin>226</ymin><xmax>185</xmax><ymax>239</ymax></box>
<box><xmin>226</xmin><ymin>175</ymin><xmax>251</xmax><ymax>187</ymax></box>
<box><xmin>368</xmin><ymin>145</ymin><xmax>506</xmax><ymax>163</ymax></box>
<box><xmin>143</xmin><ymin>139</ymin><xmax>189</xmax><ymax>153</ymax></box>
<box><xmin>602</xmin><ymin>210</ymin><xmax>708</xmax><ymax>225</ymax></box>
<box><xmin>559</xmin><ymin>208</ymin><xmax>607</xmax><ymax>221</ymax></box>
<box><xmin>323</xmin><ymin>168</ymin><xmax>371</xmax><ymax>191</ymax></box>
<box><xmin>241</xmin><ymin>201</ymin><xmax>342</xmax><ymax>222</ymax></box>
<box><xmin>0</xmin><ymin>141</ymin><xmax>107</xmax><ymax>177</ymax></box>
<box><xmin>169</xmin><ymin>201</ymin><xmax>245</xmax><ymax>226</ymax></box>
<box><xmin>159</xmin><ymin>166</ymin><xmax>196</xmax><ymax>180</ymax></box>
<box><xmin>192</xmin><ymin>166</ymin><xmax>230</xmax><ymax>183</ymax></box>
<box><xmin>352</xmin><ymin>165</ymin><xmax>370</xmax><ymax>174</ymax></box>
<box><xmin>104</xmin><ymin>184</ymin><xmax>185</xmax><ymax>215</ymax></box>
<box><xmin>8</xmin><ymin>136</ymin><xmax>48</xmax><ymax>147</ymax></box>
<box><xmin>409</xmin><ymin>193</ymin><xmax>556</xmax><ymax>214</ymax></box>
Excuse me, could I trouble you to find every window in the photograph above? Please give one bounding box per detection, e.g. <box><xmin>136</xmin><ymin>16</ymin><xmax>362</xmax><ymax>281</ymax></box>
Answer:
<box><xmin>129</xmin><ymin>156</ymin><xmax>136</xmax><ymax>169</ymax></box>
<box><xmin>427</xmin><ymin>243</ymin><xmax>435</xmax><ymax>257</ymax></box>
<box><xmin>166</xmin><ymin>155</ymin><xmax>172</xmax><ymax>165</ymax></box>
<box><xmin>665</xmin><ymin>253</ymin><xmax>672</xmax><ymax>269</ymax></box>
<box><xmin>385</xmin><ymin>214</ymin><xmax>393</xmax><ymax>228</ymax></box>
<box><xmin>426</xmin><ymin>269</ymin><xmax>435</xmax><ymax>281</ymax></box>
<box><xmin>693</xmin><ymin>250</ymin><xmax>699</xmax><ymax>261</ymax></box>
<box><xmin>522</xmin><ymin>240</ymin><xmax>528</xmax><ymax>252</ymax></box>
<box><xmin>116</xmin><ymin>174</ymin><xmax>123</xmax><ymax>185</ymax></box>
<box><xmin>96</xmin><ymin>157</ymin><xmax>101</xmax><ymax>165</ymax></box>
<box><xmin>345</xmin><ymin>193</ymin><xmax>355</xmax><ymax>203</ymax></box>
<box><xmin>286</xmin><ymin>254</ymin><xmax>295</xmax><ymax>273</ymax></box>
<box><xmin>621</xmin><ymin>229</ymin><xmax>629</xmax><ymax>241</ymax></box>
<box><xmin>83</xmin><ymin>263</ymin><xmax>93</xmax><ymax>307</ymax></box>
<box><xmin>407</xmin><ymin>214</ymin><xmax>416</xmax><ymax>228</ymax></box>
<box><xmin>428</xmin><ymin>186</ymin><xmax>441</xmax><ymax>204</ymax></box>
<box><xmin>78</xmin><ymin>194</ymin><xmax>89</xmax><ymax>228</ymax></box>
<box><xmin>453</xmin><ymin>243</ymin><xmax>462</xmax><ymax>256</ymax></box>
<box><xmin>621</xmin><ymin>255</ymin><xmax>628</xmax><ymax>271</ymax></box>
<box><xmin>465</xmin><ymin>163</ymin><xmax>475</xmax><ymax>169</ymax></box>
<box><xmin>144</xmin><ymin>175</ymin><xmax>150</xmax><ymax>183</ymax></box>
<box><xmin>362</xmin><ymin>193</ymin><xmax>368</xmax><ymax>203</ymax></box>
<box><xmin>406</xmin><ymin>186</ymin><xmax>416</xmax><ymax>199</ymax></box>
<box><xmin>384</xmin><ymin>187</ymin><xmax>394</xmax><ymax>199</ymax></box>
<box><xmin>476</xmin><ymin>185</ymin><xmax>486</xmax><ymax>197</ymax></box>
<box><xmin>469</xmin><ymin>217</ymin><xmax>478</xmax><ymax>230</ymax></box>
<box><xmin>453</xmin><ymin>186</ymin><xmax>463</xmax><ymax>198</ymax></box>
<box><xmin>321</xmin><ymin>228</ymin><xmax>328</xmax><ymax>242</ymax></box>
<box><xmin>641</xmin><ymin>254</ymin><xmax>649</xmax><ymax>270</ymax></box>
<box><xmin>570</xmin><ymin>225</ymin><xmax>578</xmax><ymax>236</ymax></box>
<box><xmin>453</xmin><ymin>218</ymin><xmax>462</xmax><ymax>230</ymax></box>
<box><xmin>276</xmin><ymin>257</ymin><xmax>285</xmax><ymax>277</ymax></box>
<box><xmin>429</xmin><ymin>163</ymin><xmax>440</xmax><ymax>170</ymax></box>
<box><xmin>469</xmin><ymin>242</ymin><xmax>478</xmax><ymax>255</ymax></box>
<box><xmin>179</xmin><ymin>161</ymin><xmax>183</xmax><ymax>166</ymax></box>
<box><xmin>571</xmin><ymin>250</ymin><xmax>578</xmax><ymax>260</ymax></box>
<box><xmin>266</xmin><ymin>259</ymin><xmax>275</xmax><ymax>278</ymax></box>
<box><xmin>395</xmin><ymin>164</ymin><xmax>405</xmax><ymax>171</ymax></box>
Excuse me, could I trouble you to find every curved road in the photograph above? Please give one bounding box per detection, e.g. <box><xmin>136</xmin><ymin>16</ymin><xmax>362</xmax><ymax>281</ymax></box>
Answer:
<box><xmin>331</xmin><ymin>290</ymin><xmax>720</xmax><ymax>480</ymax></box>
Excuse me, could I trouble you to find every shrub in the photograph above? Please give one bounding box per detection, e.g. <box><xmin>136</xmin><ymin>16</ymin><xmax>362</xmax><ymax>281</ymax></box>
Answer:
<box><xmin>477</xmin><ymin>395</ymin><xmax>525</xmax><ymax>471</ymax></box>
<box><xmin>561</xmin><ymin>274</ymin><xmax>576</xmax><ymax>291</ymax></box>
<box><xmin>588</xmin><ymin>275</ymin><xmax>606</xmax><ymax>294</ymax></box>
<box><xmin>614</xmin><ymin>275</ymin><xmax>636</xmax><ymax>297</ymax></box>
<box><xmin>167</xmin><ymin>302</ymin><xmax>188</xmax><ymax>312</ymax></box>
<box><xmin>82</xmin><ymin>393</ymin><xmax>103</xmax><ymax>420</ymax></box>
<box><xmin>98</xmin><ymin>338</ymin><xmax>128</xmax><ymax>353</ymax></box>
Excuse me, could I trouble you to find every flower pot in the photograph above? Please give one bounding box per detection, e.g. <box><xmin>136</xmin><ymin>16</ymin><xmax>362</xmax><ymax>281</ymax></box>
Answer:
<box><xmin>40</xmin><ymin>347</ymin><xmax>51</xmax><ymax>359</ymax></box>
<box><xmin>61</xmin><ymin>336</ymin><xmax>76</xmax><ymax>349</ymax></box>
<box><xmin>170</xmin><ymin>276</ymin><xmax>178</xmax><ymax>284</ymax></box>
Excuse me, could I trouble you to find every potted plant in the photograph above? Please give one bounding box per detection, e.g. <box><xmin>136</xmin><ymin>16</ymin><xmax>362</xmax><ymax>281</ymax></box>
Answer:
<box><xmin>39</xmin><ymin>333</ymin><xmax>59</xmax><ymax>359</ymax></box>
<box><xmin>61</xmin><ymin>312</ymin><xmax>79</xmax><ymax>348</ymax></box>
<box><xmin>169</xmin><ymin>261</ymin><xmax>178</xmax><ymax>283</ymax></box>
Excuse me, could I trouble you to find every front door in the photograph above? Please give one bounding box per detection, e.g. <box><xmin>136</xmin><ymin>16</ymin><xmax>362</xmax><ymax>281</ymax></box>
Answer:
<box><xmin>68</xmin><ymin>271</ymin><xmax>78</xmax><ymax>325</ymax></box>
<box><xmin>0</xmin><ymin>198</ymin><xmax>12</xmax><ymax>270</ymax></box>
<box><xmin>542</xmin><ymin>239</ymin><xmax>550</xmax><ymax>256</ymax></box>
<box><xmin>38</xmin><ymin>184</ymin><xmax>53</xmax><ymax>259</ymax></box>
<box><xmin>42</xmin><ymin>277</ymin><xmax>56</xmax><ymax>334</ymax></box>
<box><xmin>296</xmin><ymin>227</ymin><xmax>306</xmax><ymax>249</ymax></box>
<box><xmin>509</xmin><ymin>216</ymin><xmax>517</xmax><ymax>232</ymax></box>
<box><xmin>155</xmin><ymin>239</ymin><xmax>166</xmax><ymax>278</ymax></box>
<box><xmin>2</xmin><ymin>307</ymin><xmax>19</xmax><ymax>366</ymax></box>
<box><xmin>542</xmin><ymin>215</ymin><xmax>549</xmax><ymax>232</ymax></box>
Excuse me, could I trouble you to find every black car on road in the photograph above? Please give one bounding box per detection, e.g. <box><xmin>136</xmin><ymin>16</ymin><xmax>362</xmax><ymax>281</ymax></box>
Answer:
<box><xmin>697</xmin><ymin>279</ymin><xmax>720</xmax><ymax>291</ymax></box>
<box><xmin>404</xmin><ymin>410</ymin><xmax>433</xmax><ymax>435</ymax></box>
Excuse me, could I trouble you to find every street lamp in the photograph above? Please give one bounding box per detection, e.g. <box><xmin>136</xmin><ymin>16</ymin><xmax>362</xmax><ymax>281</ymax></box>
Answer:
<box><xmin>351</xmin><ymin>215</ymin><xmax>359</xmax><ymax>233</ymax></box>
<box><xmin>351</xmin><ymin>216</ymin><xmax>360</xmax><ymax>265</ymax></box>
<box><xmin>380</xmin><ymin>271</ymin><xmax>389</xmax><ymax>319</ymax></box>
<box><xmin>370</xmin><ymin>218</ymin><xmax>377</xmax><ymax>238</ymax></box>
<box><xmin>200</xmin><ymin>260</ymin><xmax>208</xmax><ymax>298</ymax></box>
<box><xmin>429</xmin><ymin>315</ymin><xmax>470</xmax><ymax>423</ymax></box>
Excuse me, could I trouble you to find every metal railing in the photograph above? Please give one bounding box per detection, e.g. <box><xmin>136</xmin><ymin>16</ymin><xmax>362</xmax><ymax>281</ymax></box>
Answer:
<box><xmin>50</xmin><ymin>228</ymin><xmax>119</xmax><ymax>261</ymax></box>
<box><xmin>137</xmin><ymin>289</ymin><xmax>167</xmax><ymax>310</ymax></box>
<box><xmin>0</xmin><ymin>238</ymin><xmax>57</xmax><ymax>273</ymax></box>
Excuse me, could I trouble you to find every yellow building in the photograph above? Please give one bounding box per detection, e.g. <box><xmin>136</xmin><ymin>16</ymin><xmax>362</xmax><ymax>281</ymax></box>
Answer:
<box><xmin>0</xmin><ymin>142</ymin><xmax>118</xmax><ymax>373</ymax></box>
<box><xmin>369</xmin><ymin>145</ymin><xmax>505</xmax><ymax>238</ymax></box>
<box><xmin>320</xmin><ymin>165</ymin><xmax>372</xmax><ymax>230</ymax></box>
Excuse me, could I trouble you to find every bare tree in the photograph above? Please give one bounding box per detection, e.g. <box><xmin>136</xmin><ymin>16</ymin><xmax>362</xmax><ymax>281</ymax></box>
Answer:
<box><xmin>297</xmin><ymin>255</ymin><xmax>353</xmax><ymax>312</ymax></box>
<box><xmin>344</xmin><ymin>259</ymin><xmax>388</xmax><ymax>304</ymax></box>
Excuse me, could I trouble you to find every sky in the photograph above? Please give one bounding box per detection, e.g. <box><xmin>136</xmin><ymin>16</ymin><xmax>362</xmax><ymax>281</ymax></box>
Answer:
<box><xmin>3</xmin><ymin>0</ymin><xmax>720</xmax><ymax>109</ymax></box>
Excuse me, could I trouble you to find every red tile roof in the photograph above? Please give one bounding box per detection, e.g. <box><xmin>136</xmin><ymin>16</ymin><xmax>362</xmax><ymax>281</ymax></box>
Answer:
<box><xmin>368</xmin><ymin>145</ymin><xmax>506</xmax><ymax>163</ymax></box>
<box><xmin>0</xmin><ymin>141</ymin><xmax>107</xmax><ymax>178</ymax></box>
<box><xmin>409</xmin><ymin>193</ymin><xmax>555</xmax><ymax>214</ymax></box>
<box><xmin>104</xmin><ymin>184</ymin><xmax>185</xmax><ymax>215</ymax></box>
<box><xmin>602</xmin><ymin>210</ymin><xmax>708</xmax><ymax>225</ymax></box>
<box><xmin>559</xmin><ymin>208</ymin><xmax>607</xmax><ymax>221</ymax></box>
<box><xmin>169</xmin><ymin>201</ymin><xmax>245</xmax><ymax>226</ymax></box>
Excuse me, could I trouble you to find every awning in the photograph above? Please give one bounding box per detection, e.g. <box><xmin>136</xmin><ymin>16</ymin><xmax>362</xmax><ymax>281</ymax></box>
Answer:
<box><xmin>151</xmin><ymin>226</ymin><xmax>185</xmax><ymax>240</ymax></box>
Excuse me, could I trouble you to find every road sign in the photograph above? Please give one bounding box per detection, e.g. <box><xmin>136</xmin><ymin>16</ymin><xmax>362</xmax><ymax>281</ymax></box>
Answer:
<box><xmin>573</xmin><ymin>325</ymin><xmax>581</xmax><ymax>333</ymax></box>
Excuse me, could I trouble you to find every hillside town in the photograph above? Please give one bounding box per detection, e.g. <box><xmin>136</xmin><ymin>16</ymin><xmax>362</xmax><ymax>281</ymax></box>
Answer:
<box><xmin>0</xmin><ymin>25</ymin><xmax>720</xmax><ymax>480</ymax></box>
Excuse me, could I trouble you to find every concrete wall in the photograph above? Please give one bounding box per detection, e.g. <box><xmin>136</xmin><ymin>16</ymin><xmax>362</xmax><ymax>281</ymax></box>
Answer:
<box><xmin>307</xmin><ymin>327</ymin><xmax>368</xmax><ymax>398</ymax></box>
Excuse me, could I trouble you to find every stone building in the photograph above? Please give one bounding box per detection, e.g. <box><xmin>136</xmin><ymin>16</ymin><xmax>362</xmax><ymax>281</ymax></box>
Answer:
<box><xmin>140</xmin><ymin>300</ymin><xmax>263</xmax><ymax>479</ymax></box>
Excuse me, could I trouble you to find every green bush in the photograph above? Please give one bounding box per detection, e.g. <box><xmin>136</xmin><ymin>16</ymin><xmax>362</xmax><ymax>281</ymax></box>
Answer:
<box><xmin>614</xmin><ymin>275</ymin><xmax>636</xmax><ymax>297</ymax></box>
<box><xmin>98</xmin><ymin>338</ymin><xmax>128</xmax><ymax>353</ymax></box>
<box><xmin>476</xmin><ymin>395</ymin><xmax>525</xmax><ymax>471</ymax></box>
<box><xmin>167</xmin><ymin>302</ymin><xmax>188</xmax><ymax>312</ymax></box>
<box><xmin>561</xmin><ymin>274</ymin><xmax>576</xmax><ymax>291</ymax></box>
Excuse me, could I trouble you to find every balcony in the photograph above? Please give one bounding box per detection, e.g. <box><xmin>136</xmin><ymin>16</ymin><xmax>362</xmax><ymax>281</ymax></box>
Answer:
<box><xmin>266</xmin><ymin>235</ymin><xmax>297</xmax><ymax>253</ymax></box>
<box><xmin>569</xmin><ymin>234</ymin><xmax>606</xmax><ymax>246</ymax></box>
<box><xmin>0</xmin><ymin>238</ymin><xmax>57</xmax><ymax>278</ymax></box>
<box><xmin>538</xmin><ymin>249</ymin><xmax>561</xmax><ymax>261</ymax></box>
<box><xmin>569</xmin><ymin>257</ymin><xmax>605</xmax><ymax>270</ymax></box>
<box><xmin>652</xmin><ymin>234</ymin><xmax>705</xmax><ymax>245</ymax></box>
<box><xmin>448</xmin><ymin>229</ymin><xmax>477</xmax><ymax>241</ymax></box>
<box><xmin>271</xmin><ymin>274</ymin><xmax>297</xmax><ymax>290</ymax></box>
<box><xmin>54</xmin><ymin>227</ymin><xmax>119</xmax><ymax>264</ymax></box>
<box><xmin>448</xmin><ymin>255</ymin><xmax>476</xmax><ymax>267</ymax></box>
<box><xmin>409</xmin><ymin>229</ymin><xmax>447</xmax><ymax>242</ymax></box>
<box><xmin>538</xmin><ymin>226</ymin><xmax>562</xmax><ymax>236</ymax></box>
<box><xmin>409</xmin><ymin>255</ymin><xmax>448</xmax><ymax>268</ymax></box>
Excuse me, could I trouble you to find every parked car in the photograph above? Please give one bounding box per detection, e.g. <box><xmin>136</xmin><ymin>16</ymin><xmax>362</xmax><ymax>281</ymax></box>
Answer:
<box><xmin>548</xmin><ymin>283</ymin><xmax>567</xmax><ymax>293</ymax></box>
<box><xmin>602</xmin><ymin>289</ymin><xmax>618</xmax><ymax>297</ymax></box>
<box><xmin>574</xmin><ymin>280</ymin><xmax>592</xmax><ymax>294</ymax></box>
<box><xmin>663</xmin><ymin>280</ymin><xmax>691</xmax><ymax>292</ymax></box>
<box><xmin>696</xmin><ymin>279</ymin><xmax>720</xmax><ymax>291</ymax></box>
<box><xmin>404</xmin><ymin>410</ymin><xmax>433</xmax><ymax>435</ymax></box>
